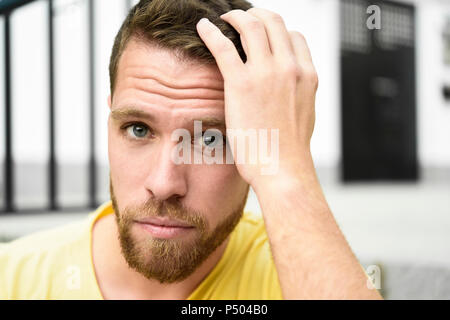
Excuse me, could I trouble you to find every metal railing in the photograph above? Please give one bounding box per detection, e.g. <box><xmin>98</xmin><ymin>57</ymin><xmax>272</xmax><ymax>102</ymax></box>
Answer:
<box><xmin>0</xmin><ymin>0</ymin><xmax>133</xmax><ymax>213</ymax></box>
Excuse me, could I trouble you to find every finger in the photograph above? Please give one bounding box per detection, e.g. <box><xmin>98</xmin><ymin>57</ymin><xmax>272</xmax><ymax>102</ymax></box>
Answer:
<box><xmin>289</xmin><ymin>31</ymin><xmax>318</xmax><ymax>89</ymax></box>
<box><xmin>196</xmin><ymin>18</ymin><xmax>244</xmax><ymax>79</ymax></box>
<box><xmin>220</xmin><ymin>9</ymin><xmax>272</xmax><ymax>61</ymax></box>
<box><xmin>289</xmin><ymin>31</ymin><xmax>314</xmax><ymax>65</ymax></box>
<box><xmin>246</xmin><ymin>8</ymin><xmax>294</xmax><ymax>60</ymax></box>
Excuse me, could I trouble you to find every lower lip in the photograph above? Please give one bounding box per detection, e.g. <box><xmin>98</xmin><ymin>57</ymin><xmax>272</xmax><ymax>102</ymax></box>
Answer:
<box><xmin>137</xmin><ymin>222</ymin><xmax>194</xmax><ymax>239</ymax></box>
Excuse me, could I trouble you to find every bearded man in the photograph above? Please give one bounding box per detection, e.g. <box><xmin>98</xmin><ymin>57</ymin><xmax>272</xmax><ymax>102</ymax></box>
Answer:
<box><xmin>0</xmin><ymin>0</ymin><xmax>382</xmax><ymax>300</ymax></box>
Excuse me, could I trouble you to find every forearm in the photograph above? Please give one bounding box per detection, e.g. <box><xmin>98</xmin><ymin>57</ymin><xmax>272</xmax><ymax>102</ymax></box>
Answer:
<box><xmin>253</xmin><ymin>153</ymin><xmax>383</xmax><ymax>300</ymax></box>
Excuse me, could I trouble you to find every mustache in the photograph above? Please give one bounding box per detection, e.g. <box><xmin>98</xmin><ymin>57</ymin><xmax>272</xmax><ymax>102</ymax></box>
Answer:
<box><xmin>122</xmin><ymin>198</ymin><xmax>207</xmax><ymax>230</ymax></box>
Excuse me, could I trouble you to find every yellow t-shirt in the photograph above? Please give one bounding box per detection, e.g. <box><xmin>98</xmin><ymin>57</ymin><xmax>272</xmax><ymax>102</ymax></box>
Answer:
<box><xmin>0</xmin><ymin>201</ymin><xmax>283</xmax><ymax>300</ymax></box>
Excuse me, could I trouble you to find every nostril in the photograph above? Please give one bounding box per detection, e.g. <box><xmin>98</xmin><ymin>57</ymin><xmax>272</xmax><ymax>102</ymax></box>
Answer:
<box><xmin>171</xmin><ymin>194</ymin><xmax>184</xmax><ymax>203</ymax></box>
<box><xmin>146</xmin><ymin>189</ymin><xmax>155</xmax><ymax>198</ymax></box>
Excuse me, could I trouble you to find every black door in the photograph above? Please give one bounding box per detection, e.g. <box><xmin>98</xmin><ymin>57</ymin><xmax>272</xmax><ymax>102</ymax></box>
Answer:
<box><xmin>340</xmin><ymin>0</ymin><xmax>418</xmax><ymax>181</ymax></box>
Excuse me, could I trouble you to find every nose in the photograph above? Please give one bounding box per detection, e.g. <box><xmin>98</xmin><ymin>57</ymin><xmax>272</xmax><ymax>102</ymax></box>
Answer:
<box><xmin>143</xmin><ymin>139</ymin><xmax>188</xmax><ymax>201</ymax></box>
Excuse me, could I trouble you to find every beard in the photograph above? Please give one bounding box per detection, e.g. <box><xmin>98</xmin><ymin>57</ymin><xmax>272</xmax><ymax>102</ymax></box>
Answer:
<box><xmin>110</xmin><ymin>179</ymin><xmax>249</xmax><ymax>284</ymax></box>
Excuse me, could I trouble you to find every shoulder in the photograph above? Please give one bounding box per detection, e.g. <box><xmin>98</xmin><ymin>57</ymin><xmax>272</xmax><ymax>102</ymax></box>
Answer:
<box><xmin>1</xmin><ymin>217</ymin><xmax>89</xmax><ymax>252</ymax></box>
<box><xmin>0</xmin><ymin>214</ymin><xmax>93</xmax><ymax>299</ymax></box>
<box><xmin>0</xmin><ymin>202</ymin><xmax>112</xmax><ymax>277</ymax></box>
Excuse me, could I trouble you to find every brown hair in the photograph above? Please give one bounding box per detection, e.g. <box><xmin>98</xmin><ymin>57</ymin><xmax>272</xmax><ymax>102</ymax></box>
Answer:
<box><xmin>109</xmin><ymin>0</ymin><xmax>253</xmax><ymax>96</ymax></box>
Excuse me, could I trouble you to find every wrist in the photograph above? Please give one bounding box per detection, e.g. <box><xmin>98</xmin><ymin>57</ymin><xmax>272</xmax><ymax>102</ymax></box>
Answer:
<box><xmin>251</xmin><ymin>150</ymin><xmax>316</xmax><ymax>194</ymax></box>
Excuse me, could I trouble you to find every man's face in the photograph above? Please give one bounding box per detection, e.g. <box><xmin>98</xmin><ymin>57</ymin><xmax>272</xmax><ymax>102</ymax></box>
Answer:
<box><xmin>108</xmin><ymin>38</ymin><xmax>249</xmax><ymax>283</ymax></box>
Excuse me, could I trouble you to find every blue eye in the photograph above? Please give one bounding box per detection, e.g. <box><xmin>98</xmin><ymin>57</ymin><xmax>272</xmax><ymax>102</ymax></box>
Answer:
<box><xmin>126</xmin><ymin>124</ymin><xmax>149</xmax><ymax>138</ymax></box>
<box><xmin>198</xmin><ymin>131</ymin><xmax>224</xmax><ymax>148</ymax></box>
<box><xmin>203</xmin><ymin>135</ymin><xmax>216</xmax><ymax>146</ymax></box>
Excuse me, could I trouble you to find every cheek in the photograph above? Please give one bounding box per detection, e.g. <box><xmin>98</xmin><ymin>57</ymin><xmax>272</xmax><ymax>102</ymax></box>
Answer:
<box><xmin>188</xmin><ymin>163</ymin><xmax>248</xmax><ymax>214</ymax></box>
<box><xmin>108</xmin><ymin>122</ymin><xmax>149</xmax><ymax>201</ymax></box>
<box><xmin>109</xmin><ymin>122</ymin><xmax>131</xmax><ymax>180</ymax></box>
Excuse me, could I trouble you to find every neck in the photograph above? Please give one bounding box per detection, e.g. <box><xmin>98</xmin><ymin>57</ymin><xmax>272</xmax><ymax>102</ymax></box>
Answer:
<box><xmin>92</xmin><ymin>213</ymin><xmax>229</xmax><ymax>300</ymax></box>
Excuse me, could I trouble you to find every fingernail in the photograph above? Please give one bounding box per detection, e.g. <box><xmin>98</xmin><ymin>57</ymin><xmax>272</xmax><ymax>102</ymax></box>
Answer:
<box><xmin>198</xmin><ymin>17</ymin><xmax>210</xmax><ymax>25</ymax></box>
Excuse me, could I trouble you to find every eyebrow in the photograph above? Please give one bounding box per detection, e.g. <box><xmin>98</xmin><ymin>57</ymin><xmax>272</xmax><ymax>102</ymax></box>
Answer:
<box><xmin>192</xmin><ymin>116</ymin><xmax>225</xmax><ymax>129</ymax></box>
<box><xmin>110</xmin><ymin>107</ymin><xmax>225</xmax><ymax>128</ymax></box>
<box><xmin>110</xmin><ymin>108</ymin><xmax>155</xmax><ymax>122</ymax></box>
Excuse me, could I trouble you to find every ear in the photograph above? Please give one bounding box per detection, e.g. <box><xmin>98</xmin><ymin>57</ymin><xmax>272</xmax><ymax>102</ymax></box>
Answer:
<box><xmin>107</xmin><ymin>95</ymin><xmax>112</xmax><ymax>109</ymax></box>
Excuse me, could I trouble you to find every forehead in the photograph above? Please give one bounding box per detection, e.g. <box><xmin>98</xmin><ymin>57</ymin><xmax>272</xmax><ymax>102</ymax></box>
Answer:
<box><xmin>112</xmin><ymin>38</ymin><xmax>225</xmax><ymax>124</ymax></box>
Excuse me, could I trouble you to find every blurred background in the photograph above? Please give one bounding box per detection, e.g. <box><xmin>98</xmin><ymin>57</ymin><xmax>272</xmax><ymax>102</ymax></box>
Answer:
<box><xmin>0</xmin><ymin>0</ymin><xmax>449</xmax><ymax>299</ymax></box>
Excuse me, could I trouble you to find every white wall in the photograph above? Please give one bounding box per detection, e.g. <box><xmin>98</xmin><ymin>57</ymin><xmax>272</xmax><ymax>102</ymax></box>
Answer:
<box><xmin>10</xmin><ymin>0</ymin><xmax>50</xmax><ymax>207</ymax></box>
<box><xmin>415</xmin><ymin>0</ymin><xmax>450</xmax><ymax>167</ymax></box>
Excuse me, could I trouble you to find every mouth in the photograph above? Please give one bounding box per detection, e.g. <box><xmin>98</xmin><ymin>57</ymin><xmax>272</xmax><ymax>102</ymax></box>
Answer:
<box><xmin>135</xmin><ymin>218</ymin><xmax>195</xmax><ymax>239</ymax></box>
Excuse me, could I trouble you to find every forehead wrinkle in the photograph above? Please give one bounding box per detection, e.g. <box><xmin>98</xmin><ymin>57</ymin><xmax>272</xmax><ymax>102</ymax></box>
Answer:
<box><xmin>130</xmin><ymin>77</ymin><xmax>225</xmax><ymax>102</ymax></box>
<box><xmin>115</xmin><ymin>39</ymin><xmax>225</xmax><ymax>114</ymax></box>
<box><xmin>127</xmin><ymin>65</ymin><xmax>224</xmax><ymax>91</ymax></box>
<box><xmin>117</xmin><ymin>38</ymin><xmax>224</xmax><ymax>91</ymax></box>
<box><xmin>121</xmin><ymin>64</ymin><xmax>225</xmax><ymax>104</ymax></box>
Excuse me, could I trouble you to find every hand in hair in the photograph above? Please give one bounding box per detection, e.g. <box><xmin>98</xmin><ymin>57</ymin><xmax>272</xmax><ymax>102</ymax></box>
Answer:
<box><xmin>196</xmin><ymin>8</ymin><xmax>318</xmax><ymax>187</ymax></box>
